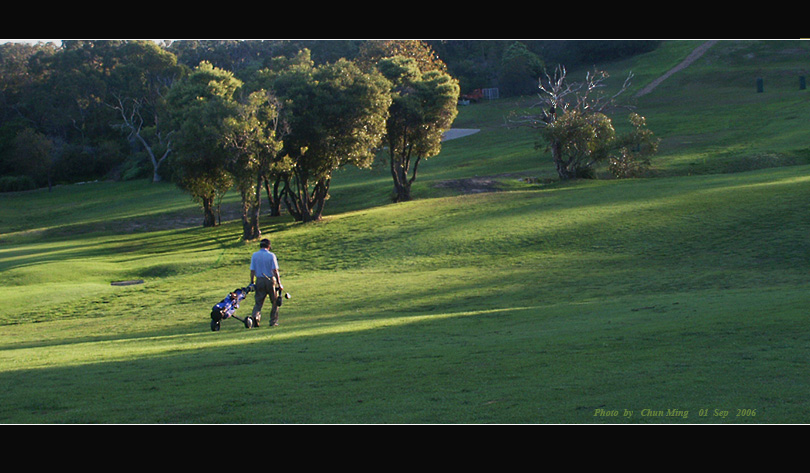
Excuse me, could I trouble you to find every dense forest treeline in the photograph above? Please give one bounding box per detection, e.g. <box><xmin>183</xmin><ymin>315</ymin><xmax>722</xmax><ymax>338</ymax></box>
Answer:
<box><xmin>0</xmin><ymin>39</ymin><xmax>660</xmax><ymax>191</ymax></box>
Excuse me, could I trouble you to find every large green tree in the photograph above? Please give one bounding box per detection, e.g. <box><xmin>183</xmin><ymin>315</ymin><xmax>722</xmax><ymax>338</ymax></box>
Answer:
<box><xmin>11</xmin><ymin>128</ymin><xmax>57</xmax><ymax>191</ymax></box>
<box><xmin>377</xmin><ymin>55</ymin><xmax>459</xmax><ymax>202</ymax></box>
<box><xmin>269</xmin><ymin>54</ymin><xmax>391</xmax><ymax>222</ymax></box>
<box><xmin>166</xmin><ymin>62</ymin><xmax>241</xmax><ymax>227</ymax></box>
<box><xmin>357</xmin><ymin>40</ymin><xmax>448</xmax><ymax>74</ymax></box>
<box><xmin>246</xmin><ymin>50</ymin><xmax>312</xmax><ymax>218</ymax></box>
<box><xmin>500</xmin><ymin>41</ymin><xmax>544</xmax><ymax>97</ymax></box>
<box><xmin>220</xmin><ymin>89</ymin><xmax>283</xmax><ymax>240</ymax></box>
<box><xmin>539</xmin><ymin>108</ymin><xmax>615</xmax><ymax>179</ymax></box>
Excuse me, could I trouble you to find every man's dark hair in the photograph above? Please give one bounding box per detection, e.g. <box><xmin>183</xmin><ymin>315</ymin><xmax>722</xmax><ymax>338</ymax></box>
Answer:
<box><xmin>260</xmin><ymin>239</ymin><xmax>271</xmax><ymax>249</ymax></box>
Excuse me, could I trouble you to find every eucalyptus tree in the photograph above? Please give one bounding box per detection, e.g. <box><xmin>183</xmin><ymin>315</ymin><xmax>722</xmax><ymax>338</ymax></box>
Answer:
<box><xmin>165</xmin><ymin>61</ymin><xmax>241</xmax><ymax>227</ymax></box>
<box><xmin>220</xmin><ymin>89</ymin><xmax>283</xmax><ymax>240</ymax></box>
<box><xmin>376</xmin><ymin>55</ymin><xmax>459</xmax><ymax>202</ymax></box>
<box><xmin>268</xmin><ymin>53</ymin><xmax>391</xmax><ymax>222</ymax></box>
<box><xmin>107</xmin><ymin>40</ymin><xmax>185</xmax><ymax>182</ymax></box>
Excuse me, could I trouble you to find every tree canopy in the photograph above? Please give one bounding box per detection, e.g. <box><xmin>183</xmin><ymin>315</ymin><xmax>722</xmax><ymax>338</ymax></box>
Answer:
<box><xmin>377</xmin><ymin>55</ymin><xmax>459</xmax><ymax>202</ymax></box>
<box><xmin>166</xmin><ymin>62</ymin><xmax>241</xmax><ymax>227</ymax></box>
<box><xmin>266</xmin><ymin>53</ymin><xmax>391</xmax><ymax>222</ymax></box>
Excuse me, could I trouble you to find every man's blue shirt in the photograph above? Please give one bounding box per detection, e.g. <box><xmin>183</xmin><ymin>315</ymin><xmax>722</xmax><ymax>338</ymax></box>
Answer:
<box><xmin>250</xmin><ymin>249</ymin><xmax>278</xmax><ymax>279</ymax></box>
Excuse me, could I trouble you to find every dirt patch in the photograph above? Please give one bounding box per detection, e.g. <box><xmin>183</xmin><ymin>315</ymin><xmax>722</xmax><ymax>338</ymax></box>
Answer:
<box><xmin>434</xmin><ymin>176</ymin><xmax>504</xmax><ymax>193</ymax></box>
<box><xmin>111</xmin><ymin>279</ymin><xmax>145</xmax><ymax>286</ymax></box>
<box><xmin>114</xmin><ymin>205</ymin><xmax>242</xmax><ymax>233</ymax></box>
<box><xmin>434</xmin><ymin>173</ymin><xmax>540</xmax><ymax>194</ymax></box>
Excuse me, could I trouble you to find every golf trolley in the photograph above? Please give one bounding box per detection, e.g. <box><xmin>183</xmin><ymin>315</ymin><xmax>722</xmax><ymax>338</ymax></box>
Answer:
<box><xmin>210</xmin><ymin>284</ymin><xmax>255</xmax><ymax>331</ymax></box>
<box><xmin>209</xmin><ymin>283</ymin><xmax>290</xmax><ymax>331</ymax></box>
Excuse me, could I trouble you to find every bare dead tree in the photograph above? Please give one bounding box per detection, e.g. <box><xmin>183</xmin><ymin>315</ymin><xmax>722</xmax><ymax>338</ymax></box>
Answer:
<box><xmin>109</xmin><ymin>94</ymin><xmax>173</xmax><ymax>182</ymax></box>
<box><xmin>509</xmin><ymin>65</ymin><xmax>635</xmax><ymax>179</ymax></box>
<box><xmin>511</xmin><ymin>65</ymin><xmax>634</xmax><ymax>125</ymax></box>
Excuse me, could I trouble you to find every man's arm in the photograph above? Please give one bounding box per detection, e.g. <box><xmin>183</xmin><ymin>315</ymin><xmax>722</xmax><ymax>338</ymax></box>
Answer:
<box><xmin>273</xmin><ymin>268</ymin><xmax>282</xmax><ymax>289</ymax></box>
<box><xmin>250</xmin><ymin>270</ymin><xmax>255</xmax><ymax>285</ymax></box>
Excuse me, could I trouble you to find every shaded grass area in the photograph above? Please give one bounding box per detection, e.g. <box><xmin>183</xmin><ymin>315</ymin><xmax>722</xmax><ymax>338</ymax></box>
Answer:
<box><xmin>0</xmin><ymin>179</ymin><xmax>230</xmax><ymax>237</ymax></box>
<box><xmin>1</xmin><ymin>281</ymin><xmax>807</xmax><ymax>423</ymax></box>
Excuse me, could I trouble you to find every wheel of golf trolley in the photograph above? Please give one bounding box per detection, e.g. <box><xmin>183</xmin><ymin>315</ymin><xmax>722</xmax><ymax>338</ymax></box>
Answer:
<box><xmin>244</xmin><ymin>317</ymin><xmax>254</xmax><ymax>329</ymax></box>
<box><xmin>211</xmin><ymin>319</ymin><xmax>221</xmax><ymax>331</ymax></box>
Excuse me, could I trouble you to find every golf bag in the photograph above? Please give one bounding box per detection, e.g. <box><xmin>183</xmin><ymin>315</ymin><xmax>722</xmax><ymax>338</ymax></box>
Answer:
<box><xmin>210</xmin><ymin>284</ymin><xmax>256</xmax><ymax>331</ymax></box>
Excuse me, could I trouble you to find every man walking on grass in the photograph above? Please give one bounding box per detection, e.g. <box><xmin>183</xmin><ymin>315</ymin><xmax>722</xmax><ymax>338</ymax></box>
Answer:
<box><xmin>250</xmin><ymin>238</ymin><xmax>283</xmax><ymax>327</ymax></box>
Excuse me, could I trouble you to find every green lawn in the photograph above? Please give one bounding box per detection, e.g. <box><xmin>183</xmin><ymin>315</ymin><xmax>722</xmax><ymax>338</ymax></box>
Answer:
<box><xmin>1</xmin><ymin>40</ymin><xmax>809</xmax><ymax>423</ymax></box>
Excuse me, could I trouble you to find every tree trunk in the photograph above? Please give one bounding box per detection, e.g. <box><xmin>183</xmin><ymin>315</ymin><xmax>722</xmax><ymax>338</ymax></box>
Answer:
<box><xmin>391</xmin><ymin>156</ymin><xmax>411</xmax><ymax>202</ymax></box>
<box><xmin>390</xmin><ymin>143</ymin><xmax>422</xmax><ymax>202</ymax></box>
<box><xmin>281</xmin><ymin>170</ymin><xmax>310</xmax><ymax>222</ymax></box>
<box><xmin>242</xmin><ymin>206</ymin><xmax>261</xmax><ymax>239</ymax></box>
<box><xmin>148</xmin><ymin>147</ymin><xmax>169</xmax><ymax>182</ymax></box>
<box><xmin>264</xmin><ymin>176</ymin><xmax>282</xmax><ymax>217</ymax></box>
<box><xmin>280</xmin><ymin>177</ymin><xmax>301</xmax><ymax>221</ymax></box>
<box><xmin>280</xmin><ymin>169</ymin><xmax>332</xmax><ymax>223</ymax></box>
<box><xmin>201</xmin><ymin>196</ymin><xmax>217</xmax><ymax>227</ymax></box>
<box><xmin>309</xmin><ymin>177</ymin><xmax>329</xmax><ymax>221</ymax></box>
<box><xmin>393</xmin><ymin>181</ymin><xmax>411</xmax><ymax>202</ymax></box>
<box><xmin>240</xmin><ymin>176</ymin><xmax>262</xmax><ymax>240</ymax></box>
<box><xmin>290</xmin><ymin>177</ymin><xmax>329</xmax><ymax>222</ymax></box>
<box><xmin>150</xmin><ymin>147</ymin><xmax>170</xmax><ymax>182</ymax></box>
<box><xmin>550</xmin><ymin>140</ymin><xmax>575</xmax><ymax>180</ymax></box>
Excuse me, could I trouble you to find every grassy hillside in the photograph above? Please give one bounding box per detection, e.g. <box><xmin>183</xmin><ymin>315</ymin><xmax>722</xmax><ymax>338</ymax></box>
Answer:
<box><xmin>1</xmin><ymin>40</ymin><xmax>809</xmax><ymax>423</ymax></box>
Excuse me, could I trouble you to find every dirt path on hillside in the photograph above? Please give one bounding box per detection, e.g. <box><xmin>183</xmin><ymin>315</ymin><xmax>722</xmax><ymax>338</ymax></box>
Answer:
<box><xmin>635</xmin><ymin>40</ymin><xmax>718</xmax><ymax>97</ymax></box>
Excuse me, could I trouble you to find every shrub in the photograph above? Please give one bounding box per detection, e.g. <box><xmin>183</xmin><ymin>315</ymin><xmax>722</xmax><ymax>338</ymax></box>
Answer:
<box><xmin>0</xmin><ymin>175</ymin><xmax>37</xmax><ymax>192</ymax></box>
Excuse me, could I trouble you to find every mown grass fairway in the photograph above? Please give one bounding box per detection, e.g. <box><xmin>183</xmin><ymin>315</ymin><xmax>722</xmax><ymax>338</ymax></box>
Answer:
<box><xmin>1</xmin><ymin>40</ymin><xmax>809</xmax><ymax>423</ymax></box>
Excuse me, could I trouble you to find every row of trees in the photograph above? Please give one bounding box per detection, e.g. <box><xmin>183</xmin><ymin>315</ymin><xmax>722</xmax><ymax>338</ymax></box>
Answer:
<box><xmin>1</xmin><ymin>40</ymin><xmax>659</xmax><ymax>240</ymax></box>
<box><xmin>0</xmin><ymin>41</ymin><xmax>186</xmax><ymax>190</ymax></box>
<box><xmin>0</xmin><ymin>40</ymin><xmax>460</xmax><ymax>239</ymax></box>
<box><xmin>0</xmin><ymin>40</ymin><xmax>660</xmax><ymax>192</ymax></box>
<box><xmin>166</xmin><ymin>43</ymin><xmax>459</xmax><ymax>239</ymax></box>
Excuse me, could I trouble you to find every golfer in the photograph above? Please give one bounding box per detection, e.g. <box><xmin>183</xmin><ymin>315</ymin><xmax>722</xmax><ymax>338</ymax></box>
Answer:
<box><xmin>250</xmin><ymin>238</ymin><xmax>283</xmax><ymax>327</ymax></box>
